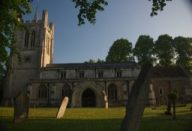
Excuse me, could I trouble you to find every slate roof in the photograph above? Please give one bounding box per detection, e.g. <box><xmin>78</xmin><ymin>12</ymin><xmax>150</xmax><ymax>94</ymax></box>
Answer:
<box><xmin>45</xmin><ymin>62</ymin><xmax>139</xmax><ymax>69</ymax></box>
<box><xmin>151</xmin><ymin>66</ymin><xmax>189</xmax><ymax>78</ymax></box>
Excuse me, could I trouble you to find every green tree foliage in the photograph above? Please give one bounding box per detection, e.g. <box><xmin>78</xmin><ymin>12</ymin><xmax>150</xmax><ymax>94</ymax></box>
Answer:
<box><xmin>73</xmin><ymin>0</ymin><xmax>173</xmax><ymax>25</ymax></box>
<box><xmin>106</xmin><ymin>39</ymin><xmax>133</xmax><ymax>63</ymax></box>
<box><xmin>149</xmin><ymin>0</ymin><xmax>172</xmax><ymax>16</ymax></box>
<box><xmin>134</xmin><ymin>35</ymin><xmax>155</xmax><ymax>66</ymax></box>
<box><xmin>0</xmin><ymin>0</ymin><xmax>31</xmax><ymax>63</ymax></box>
<box><xmin>173</xmin><ymin>36</ymin><xmax>192</xmax><ymax>70</ymax></box>
<box><xmin>97</xmin><ymin>58</ymin><xmax>105</xmax><ymax>63</ymax></box>
<box><xmin>155</xmin><ymin>34</ymin><xmax>174</xmax><ymax>66</ymax></box>
<box><xmin>149</xmin><ymin>0</ymin><xmax>192</xmax><ymax>17</ymax></box>
<box><xmin>0</xmin><ymin>0</ymin><xmax>31</xmax><ymax>101</ymax></box>
<box><xmin>168</xmin><ymin>92</ymin><xmax>177</xmax><ymax>120</ymax></box>
<box><xmin>85</xmin><ymin>58</ymin><xmax>105</xmax><ymax>63</ymax></box>
<box><xmin>85</xmin><ymin>59</ymin><xmax>97</xmax><ymax>63</ymax></box>
<box><xmin>72</xmin><ymin>0</ymin><xmax>108</xmax><ymax>25</ymax></box>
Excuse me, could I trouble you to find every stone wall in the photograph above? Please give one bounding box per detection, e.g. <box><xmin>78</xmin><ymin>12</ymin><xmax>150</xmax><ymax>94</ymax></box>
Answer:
<box><xmin>151</xmin><ymin>78</ymin><xmax>190</xmax><ymax>105</ymax></box>
<box><xmin>28</xmin><ymin>79</ymin><xmax>135</xmax><ymax>107</ymax></box>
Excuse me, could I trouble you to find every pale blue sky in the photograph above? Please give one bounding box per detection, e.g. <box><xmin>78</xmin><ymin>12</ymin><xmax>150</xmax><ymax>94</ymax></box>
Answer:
<box><xmin>27</xmin><ymin>0</ymin><xmax>192</xmax><ymax>63</ymax></box>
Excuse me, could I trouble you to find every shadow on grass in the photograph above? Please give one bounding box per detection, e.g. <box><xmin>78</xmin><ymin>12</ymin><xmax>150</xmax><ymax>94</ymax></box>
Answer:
<box><xmin>0</xmin><ymin>112</ymin><xmax>191</xmax><ymax>131</ymax></box>
<box><xmin>139</xmin><ymin>113</ymin><xmax>192</xmax><ymax>131</ymax></box>
<box><xmin>0</xmin><ymin>117</ymin><xmax>122</xmax><ymax>131</ymax></box>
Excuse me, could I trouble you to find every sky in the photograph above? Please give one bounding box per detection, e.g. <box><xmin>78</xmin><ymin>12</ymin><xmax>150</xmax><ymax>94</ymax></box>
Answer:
<box><xmin>26</xmin><ymin>0</ymin><xmax>192</xmax><ymax>63</ymax></box>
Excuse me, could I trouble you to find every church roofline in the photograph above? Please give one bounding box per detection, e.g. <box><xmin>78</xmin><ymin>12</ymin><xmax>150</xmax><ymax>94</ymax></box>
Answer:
<box><xmin>151</xmin><ymin>66</ymin><xmax>189</xmax><ymax>78</ymax></box>
<box><xmin>45</xmin><ymin>62</ymin><xmax>139</xmax><ymax>69</ymax></box>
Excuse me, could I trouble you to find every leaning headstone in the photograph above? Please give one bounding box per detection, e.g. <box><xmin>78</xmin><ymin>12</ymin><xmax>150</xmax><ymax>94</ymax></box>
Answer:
<box><xmin>102</xmin><ymin>90</ymin><xmax>108</xmax><ymax>109</ymax></box>
<box><xmin>105</xmin><ymin>102</ymin><xmax>108</xmax><ymax>109</ymax></box>
<box><xmin>14</xmin><ymin>92</ymin><xmax>29</xmax><ymax>123</ymax></box>
<box><xmin>56</xmin><ymin>97</ymin><xmax>69</xmax><ymax>119</ymax></box>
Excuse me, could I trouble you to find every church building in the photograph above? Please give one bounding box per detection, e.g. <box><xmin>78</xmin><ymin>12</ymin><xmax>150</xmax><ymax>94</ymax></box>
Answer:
<box><xmin>4</xmin><ymin>10</ymin><xmax>191</xmax><ymax>107</ymax></box>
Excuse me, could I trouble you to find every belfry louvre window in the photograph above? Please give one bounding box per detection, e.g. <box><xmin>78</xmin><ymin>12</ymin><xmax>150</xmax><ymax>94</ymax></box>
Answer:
<box><xmin>31</xmin><ymin>30</ymin><xmax>35</xmax><ymax>47</ymax></box>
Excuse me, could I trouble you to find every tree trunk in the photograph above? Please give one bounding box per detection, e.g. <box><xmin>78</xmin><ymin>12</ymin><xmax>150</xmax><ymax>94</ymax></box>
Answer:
<box><xmin>2</xmin><ymin>51</ymin><xmax>14</xmax><ymax>105</ymax></box>
<box><xmin>165</xmin><ymin>100</ymin><xmax>172</xmax><ymax>115</ymax></box>
<box><xmin>14</xmin><ymin>91</ymin><xmax>29</xmax><ymax>123</ymax></box>
<box><xmin>172</xmin><ymin>100</ymin><xmax>176</xmax><ymax>120</ymax></box>
<box><xmin>120</xmin><ymin>64</ymin><xmax>152</xmax><ymax>131</ymax></box>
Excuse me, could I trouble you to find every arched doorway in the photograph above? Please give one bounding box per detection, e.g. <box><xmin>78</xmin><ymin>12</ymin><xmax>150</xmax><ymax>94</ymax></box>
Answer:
<box><xmin>82</xmin><ymin>88</ymin><xmax>96</xmax><ymax>107</ymax></box>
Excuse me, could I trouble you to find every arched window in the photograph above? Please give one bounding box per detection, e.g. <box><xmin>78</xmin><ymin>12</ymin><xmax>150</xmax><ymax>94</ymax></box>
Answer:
<box><xmin>98</xmin><ymin>71</ymin><xmax>103</xmax><ymax>78</ymax></box>
<box><xmin>62</xmin><ymin>84</ymin><xmax>72</xmax><ymax>106</ymax></box>
<box><xmin>60</xmin><ymin>71</ymin><xmax>66</xmax><ymax>79</ymax></box>
<box><xmin>24</xmin><ymin>31</ymin><xmax>29</xmax><ymax>48</ymax></box>
<box><xmin>62</xmin><ymin>84</ymin><xmax>72</xmax><ymax>98</ymax></box>
<box><xmin>108</xmin><ymin>84</ymin><xmax>117</xmax><ymax>102</ymax></box>
<box><xmin>116</xmin><ymin>70</ymin><xmax>122</xmax><ymax>78</ymax></box>
<box><xmin>31</xmin><ymin>30</ymin><xmax>35</xmax><ymax>47</ymax></box>
<box><xmin>159</xmin><ymin>88</ymin><xmax>163</xmax><ymax>96</ymax></box>
<box><xmin>79</xmin><ymin>71</ymin><xmax>84</xmax><ymax>78</ymax></box>
<box><xmin>38</xmin><ymin>84</ymin><xmax>48</xmax><ymax>99</ymax></box>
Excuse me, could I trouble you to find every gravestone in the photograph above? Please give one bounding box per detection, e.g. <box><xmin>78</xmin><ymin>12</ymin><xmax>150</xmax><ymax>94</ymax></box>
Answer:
<box><xmin>14</xmin><ymin>92</ymin><xmax>29</xmax><ymax>123</ymax></box>
<box><xmin>102</xmin><ymin>90</ymin><xmax>108</xmax><ymax>109</ymax></box>
<box><xmin>104</xmin><ymin>95</ymin><xmax>108</xmax><ymax>109</ymax></box>
<box><xmin>148</xmin><ymin>84</ymin><xmax>156</xmax><ymax>106</ymax></box>
<box><xmin>120</xmin><ymin>64</ymin><xmax>152</xmax><ymax>131</ymax></box>
<box><xmin>56</xmin><ymin>97</ymin><xmax>69</xmax><ymax>119</ymax></box>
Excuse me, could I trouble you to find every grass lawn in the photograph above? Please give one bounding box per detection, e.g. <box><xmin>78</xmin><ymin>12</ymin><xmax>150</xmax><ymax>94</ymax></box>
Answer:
<box><xmin>0</xmin><ymin>104</ymin><xmax>192</xmax><ymax>131</ymax></box>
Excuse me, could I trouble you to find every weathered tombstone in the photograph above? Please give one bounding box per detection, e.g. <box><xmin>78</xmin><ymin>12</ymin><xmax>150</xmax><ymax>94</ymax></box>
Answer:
<box><xmin>120</xmin><ymin>64</ymin><xmax>152</xmax><ymax>131</ymax></box>
<box><xmin>104</xmin><ymin>95</ymin><xmax>108</xmax><ymax>109</ymax></box>
<box><xmin>14</xmin><ymin>92</ymin><xmax>29</xmax><ymax>123</ymax></box>
<box><xmin>102</xmin><ymin>90</ymin><xmax>108</xmax><ymax>109</ymax></box>
<box><xmin>148</xmin><ymin>84</ymin><xmax>156</xmax><ymax>106</ymax></box>
<box><xmin>56</xmin><ymin>97</ymin><xmax>69</xmax><ymax>119</ymax></box>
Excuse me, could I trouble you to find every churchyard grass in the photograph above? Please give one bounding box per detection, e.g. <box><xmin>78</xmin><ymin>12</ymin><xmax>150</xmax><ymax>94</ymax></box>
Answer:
<box><xmin>0</xmin><ymin>104</ymin><xmax>191</xmax><ymax>131</ymax></box>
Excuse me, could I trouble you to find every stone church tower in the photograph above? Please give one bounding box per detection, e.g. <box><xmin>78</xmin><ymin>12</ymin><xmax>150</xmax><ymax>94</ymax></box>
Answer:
<box><xmin>4</xmin><ymin>10</ymin><xmax>54</xmax><ymax>101</ymax></box>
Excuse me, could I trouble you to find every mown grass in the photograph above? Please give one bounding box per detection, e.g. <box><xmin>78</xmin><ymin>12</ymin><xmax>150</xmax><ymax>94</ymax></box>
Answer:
<box><xmin>0</xmin><ymin>104</ymin><xmax>192</xmax><ymax>131</ymax></box>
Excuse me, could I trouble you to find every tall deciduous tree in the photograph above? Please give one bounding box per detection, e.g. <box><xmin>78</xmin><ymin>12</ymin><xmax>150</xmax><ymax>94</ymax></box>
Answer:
<box><xmin>168</xmin><ymin>92</ymin><xmax>177</xmax><ymax>120</ymax></box>
<box><xmin>134</xmin><ymin>35</ymin><xmax>155</xmax><ymax>66</ymax></box>
<box><xmin>85</xmin><ymin>58</ymin><xmax>105</xmax><ymax>63</ymax></box>
<box><xmin>155</xmin><ymin>34</ymin><xmax>174</xmax><ymax>66</ymax></box>
<box><xmin>0</xmin><ymin>0</ymin><xmax>31</xmax><ymax>102</ymax></box>
<box><xmin>106</xmin><ymin>39</ymin><xmax>133</xmax><ymax>63</ymax></box>
<box><xmin>173</xmin><ymin>36</ymin><xmax>192</xmax><ymax>70</ymax></box>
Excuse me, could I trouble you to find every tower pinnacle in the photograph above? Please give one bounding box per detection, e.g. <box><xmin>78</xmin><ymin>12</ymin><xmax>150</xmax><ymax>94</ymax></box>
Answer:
<box><xmin>33</xmin><ymin>6</ymin><xmax>39</xmax><ymax>22</ymax></box>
